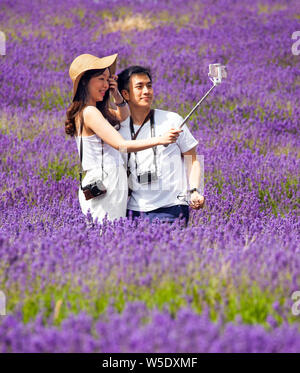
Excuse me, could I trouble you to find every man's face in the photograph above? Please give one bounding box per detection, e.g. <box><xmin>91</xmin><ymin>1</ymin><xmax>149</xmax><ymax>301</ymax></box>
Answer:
<box><xmin>123</xmin><ymin>73</ymin><xmax>153</xmax><ymax>108</ymax></box>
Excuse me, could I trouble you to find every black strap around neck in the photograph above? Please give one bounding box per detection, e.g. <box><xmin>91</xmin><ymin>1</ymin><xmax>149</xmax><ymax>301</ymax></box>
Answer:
<box><xmin>127</xmin><ymin>109</ymin><xmax>157</xmax><ymax>179</ymax></box>
<box><xmin>129</xmin><ymin>109</ymin><xmax>154</xmax><ymax>140</ymax></box>
<box><xmin>79</xmin><ymin>112</ymin><xmax>104</xmax><ymax>190</ymax></box>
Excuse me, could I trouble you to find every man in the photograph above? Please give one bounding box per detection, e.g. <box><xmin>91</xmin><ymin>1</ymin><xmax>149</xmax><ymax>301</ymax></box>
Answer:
<box><xmin>117</xmin><ymin>66</ymin><xmax>205</xmax><ymax>225</ymax></box>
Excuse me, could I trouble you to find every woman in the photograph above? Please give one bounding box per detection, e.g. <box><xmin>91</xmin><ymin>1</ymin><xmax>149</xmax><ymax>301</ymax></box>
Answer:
<box><xmin>65</xmin><ymin>53</ymin><xmax>181</xmax><ymax>224</ymax></box>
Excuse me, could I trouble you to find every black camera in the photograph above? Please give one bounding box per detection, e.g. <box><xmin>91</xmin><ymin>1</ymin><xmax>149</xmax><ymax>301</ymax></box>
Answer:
<box><xmin>82</xmin><ymin>180</ymin><xmax>107</xmax><ymax>200</ymax></box>
<box><xmin>137</xmin><ymin>171</ymin><xmax>158</xmax><ymax>184</ymax></box>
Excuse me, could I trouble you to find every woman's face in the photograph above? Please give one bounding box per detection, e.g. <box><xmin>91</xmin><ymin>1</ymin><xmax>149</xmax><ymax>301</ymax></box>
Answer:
<box><xmin>87</xmin><ymin>68</ymin><xmax>110</xmax><ymax>103</ymax></box>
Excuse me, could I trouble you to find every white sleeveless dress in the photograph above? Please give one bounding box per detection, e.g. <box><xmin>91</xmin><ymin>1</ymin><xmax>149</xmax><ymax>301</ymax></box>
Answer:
<box><xmin>74</xmin><ymin>134</ymin><xmax>128</xmax><ymax>224</ymax></box>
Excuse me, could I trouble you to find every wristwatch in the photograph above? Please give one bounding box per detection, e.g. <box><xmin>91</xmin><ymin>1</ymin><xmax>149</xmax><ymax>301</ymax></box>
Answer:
<box><xmin>116</xmin><ymin>98</ymin><xmax>127</xmax><ymax>107</ymax></box>
<box><xmin>189</xmin><ymin>188</ymin><xmax>201</xmax><ymax>194</ymax></box>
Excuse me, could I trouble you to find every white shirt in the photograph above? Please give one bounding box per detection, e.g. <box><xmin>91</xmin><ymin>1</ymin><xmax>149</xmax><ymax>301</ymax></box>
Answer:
<box><xmin>119</xmin><ymin>109</ymin><xmax>199</xmax><ymax>211</ymax></box>
<box><xmin>74</xmin><ymin>134</ymin><xmax>124</xmax><ymax>171</ymax></box>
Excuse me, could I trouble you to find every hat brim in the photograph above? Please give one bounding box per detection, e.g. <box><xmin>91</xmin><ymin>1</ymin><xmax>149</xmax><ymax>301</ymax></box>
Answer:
<box><xmin>70</xmin><ymin>53</ymin><xmax>117</xmax><ymax>100</ymax></box>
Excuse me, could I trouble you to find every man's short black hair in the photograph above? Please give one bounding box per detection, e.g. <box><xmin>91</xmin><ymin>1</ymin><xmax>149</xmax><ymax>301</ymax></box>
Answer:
<box><xmin>117</xmin><ymin>66</ymin><xmax>152</xmax><ymax>93</ymax></box>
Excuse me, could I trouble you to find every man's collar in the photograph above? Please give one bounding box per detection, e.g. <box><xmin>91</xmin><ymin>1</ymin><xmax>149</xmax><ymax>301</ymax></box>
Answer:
<box><xmin>130</xmin><ymin>108</ymin><xmax>154</xmax><ymax>126</ymax></box>
<box><xmin>142</xmin><ymin>109</ymin><xmax>154</xmax><ymax>125</ymax></box>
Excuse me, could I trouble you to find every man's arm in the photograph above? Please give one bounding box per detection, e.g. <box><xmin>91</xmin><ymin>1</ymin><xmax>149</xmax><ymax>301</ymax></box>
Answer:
<box><xmin>182</xmin><ymin>146</ymin><xmax>205</xmax><ymax>210</ymax></box>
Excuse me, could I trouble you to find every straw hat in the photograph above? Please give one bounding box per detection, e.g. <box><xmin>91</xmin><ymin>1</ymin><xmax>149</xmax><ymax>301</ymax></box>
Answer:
<box><xmin>69</xmin><ymin>53</ymin><xmax>118</xmax><ymax>100</ymax></box>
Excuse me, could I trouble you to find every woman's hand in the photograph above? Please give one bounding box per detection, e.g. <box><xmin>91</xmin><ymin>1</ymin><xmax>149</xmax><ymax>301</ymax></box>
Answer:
<box><xmin>190</xmin><ymin>191</ymin><xmax>205</xmax><ymax>209</ymax></box>
<box><xmin>159</xmin><ymin>128</ymin><xmax>182</xmax><ymax>145</ymax></box>
<box><xmin>109</xmin><ymin>74</ymin><xmax>123</xmax><ymax>103</ymax></box>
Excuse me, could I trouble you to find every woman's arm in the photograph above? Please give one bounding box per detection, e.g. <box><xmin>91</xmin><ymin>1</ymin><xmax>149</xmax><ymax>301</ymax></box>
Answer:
<box><xmin>108</xmin><ymin>76</ymin><xmax>130</xmax><ymax>122</ymax></box>
<box><xmin>108</xmin><ymin>95</ymin><xmax>130</xmax><ymax>122</ymax></box>
<box><xmin>83</xmin><ymin>106</ymin><xmax>181</xmax><ymax>153</ymax></box>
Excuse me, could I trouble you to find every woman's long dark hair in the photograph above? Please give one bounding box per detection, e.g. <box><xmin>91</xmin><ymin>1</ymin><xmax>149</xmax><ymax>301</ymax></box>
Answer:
<box><xmin>65</xmin><ymin>68</ymin><xmax>120</xmax><ymax>137</ymax></box>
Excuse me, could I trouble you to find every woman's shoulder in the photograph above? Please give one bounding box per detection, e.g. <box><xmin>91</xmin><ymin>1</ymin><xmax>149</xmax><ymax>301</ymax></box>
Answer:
<box><xmin>83</xmin><ymin>105</ymin><xmax>104</xmax><ymax>119</ymax></box>
<box><xmin>75</xmin><ymin>106</ymin><xmax>101</xmax><ymax>137</ymax></box>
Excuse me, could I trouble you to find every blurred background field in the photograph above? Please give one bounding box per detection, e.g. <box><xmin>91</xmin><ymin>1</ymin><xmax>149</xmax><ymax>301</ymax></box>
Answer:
<box><xmin>0</xmin><ymin>0</ymin><xmax>299</xmax><ymax>352</ymax></box>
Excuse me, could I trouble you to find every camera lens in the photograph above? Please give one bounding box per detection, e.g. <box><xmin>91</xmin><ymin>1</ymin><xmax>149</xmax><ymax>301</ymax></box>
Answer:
<box><xmin>91</xmin><ymin>186</ymin><xmax>99</xmax><ymax>196</ymax></box>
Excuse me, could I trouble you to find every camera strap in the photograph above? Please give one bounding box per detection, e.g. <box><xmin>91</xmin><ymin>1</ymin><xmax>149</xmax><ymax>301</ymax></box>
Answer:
<box><xmin>127</xmin><ymin>109</ymin><xmax>157</xmax><ymax>177</ymax></box>
<box><xmin>79</xmin><ymin>112</ymin><xmax>104</xmax><ymax>190</ymax></box>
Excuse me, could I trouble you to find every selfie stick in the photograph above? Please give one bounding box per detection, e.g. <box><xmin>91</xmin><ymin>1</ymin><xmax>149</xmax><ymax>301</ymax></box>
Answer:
<box><xmin>178</xmin><ymin>63</ymin><xmax>227</xmax><ymax>129</ymax></box>
<box><xmin>179</xmin><ymin>83</ymin><xmax>217</xmax><ymax>129</ymax></box>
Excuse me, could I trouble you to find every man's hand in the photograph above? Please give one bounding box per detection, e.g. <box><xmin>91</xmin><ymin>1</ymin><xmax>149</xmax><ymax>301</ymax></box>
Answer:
<box><xmin>190</xmin><ymin>191</ymin><xmax>205</xmax><ymax>209</ymax></box>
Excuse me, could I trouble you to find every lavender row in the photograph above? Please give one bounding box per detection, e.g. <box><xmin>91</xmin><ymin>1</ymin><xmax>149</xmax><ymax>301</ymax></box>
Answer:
<box><xmin>1</xmin><ymin>302</ymin><xmax>300</xmax><ymax>353</ymax></box>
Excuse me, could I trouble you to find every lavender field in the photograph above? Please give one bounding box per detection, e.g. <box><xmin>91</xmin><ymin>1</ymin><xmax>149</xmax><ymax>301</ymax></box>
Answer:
<box><xmin>0</xmin><ymin>0</ymin><xmax>299</xmax><ymax>353</ymax></box>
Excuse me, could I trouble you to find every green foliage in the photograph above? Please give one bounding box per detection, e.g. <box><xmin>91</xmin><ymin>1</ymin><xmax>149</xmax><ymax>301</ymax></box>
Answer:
<box><xmin>226</xmin><ymin>284</ymin><xmax>279</xmax><ymax>326</ymax></box>
<box><xmin>282</xmin><ymin>176</ymin><xmax>298</xmax><ymax>200</ymax></box>
<box><xmin>258</xmin><ymin>175</ymin><xmax>299</xmax><ymax>216</ymax></box>
<box><xmin>205</xmin><ymin>169</ymin><xmax>224</xmax><ymax>194</ymax></box>
<box><xmin>4</xmin><ymin>271</ymin><xmax>294</xmax><ymax>330</ymax></box>
<box><xmin>39</xmin><ymin>157</ymin><xmax>79</xmax><ymax>182</ymax></box>
<box><xmin>258</xmin><ymin>185</ymin><xmax>279</xmax><ymax>216</ymax></box>
<box><xmin>40</xmin><ymin>87</ymin><xmax>71</xmax><ymax>111</ymax></box>
<box><xmin>21</xmin><ymin>284</ymin><xmax>95</xmax><ymax>326</ymax></box>
<box><xmin>141</xmin><ymin>280</ymin><xmax>186</xmax><ymax>316</ymax></box>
